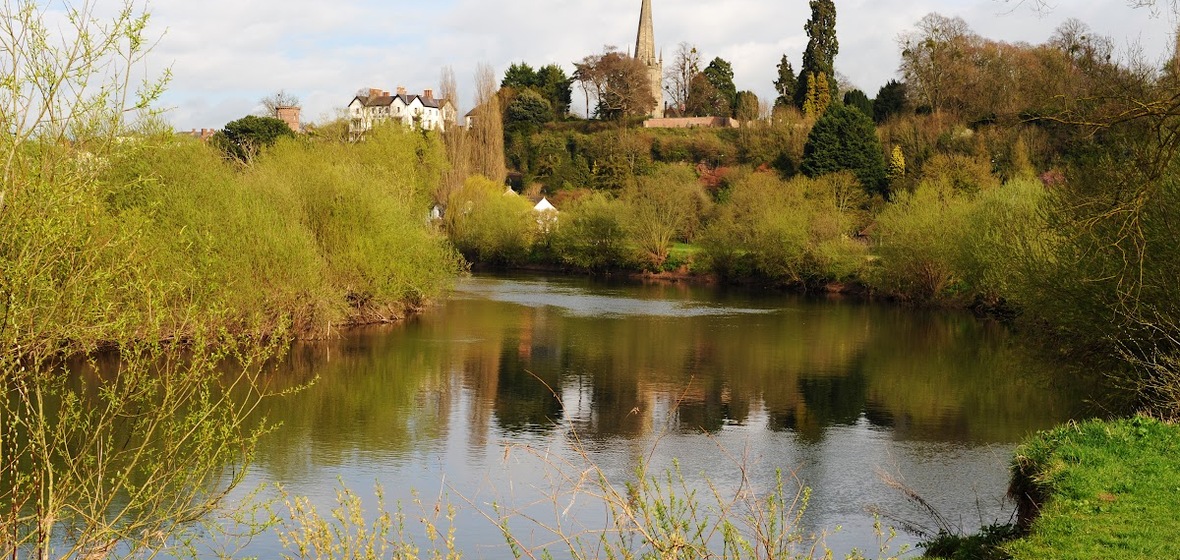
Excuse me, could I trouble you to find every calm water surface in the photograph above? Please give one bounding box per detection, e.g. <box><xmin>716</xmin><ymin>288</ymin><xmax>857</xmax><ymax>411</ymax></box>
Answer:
<box><xmin>236</xmin><ymin>274</ymin><xmax>1106</xmax><ymax>558</ymax></box>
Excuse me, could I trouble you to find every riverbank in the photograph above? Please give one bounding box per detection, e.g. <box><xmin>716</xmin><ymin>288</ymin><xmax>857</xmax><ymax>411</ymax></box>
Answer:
<box><xmin>1007</xmin><ymin>416</ymin><xmax>1180</xmax><ymax>559</ymax></box>
<box><xmin>929</xmin><ymin>417</ymin><xmax>1180</xmax><ymax>559</ymax></box>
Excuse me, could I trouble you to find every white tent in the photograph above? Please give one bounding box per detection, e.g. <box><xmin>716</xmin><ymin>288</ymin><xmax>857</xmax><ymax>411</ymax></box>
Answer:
<box><xmin>533</xmin><ymin>197</ymin><xmax>557</xmax><ymax>212</ymax></box>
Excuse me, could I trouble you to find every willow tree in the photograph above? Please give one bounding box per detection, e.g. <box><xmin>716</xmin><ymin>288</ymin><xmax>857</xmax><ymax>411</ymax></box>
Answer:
<box><xmin>0</xmin><ymin>1</ymin><xmax>277</xmax><ymax>557</ymax></box>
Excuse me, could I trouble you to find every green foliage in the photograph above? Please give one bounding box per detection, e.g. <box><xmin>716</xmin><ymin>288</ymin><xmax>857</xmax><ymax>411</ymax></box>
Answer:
<box><xmin>869</xmin><ymin>183</ymin><xmax>971</xmax><ymax>301</ymax></box>
<box><xmin>801</xmin><ymin>72</ymin><xmax>832</xmax><ymax>118</ymax></box>
<box><xmin>699</xmin><ymin>172</ymin><xmax>868</xmax><ymax>285</ymax></box>
<box><xmin>215</xmin><ymin>115</ymin><xmax>296</xmax><ymax>162</ymax></box>
<box><xmin>774</xmin><ymin>55</ymin><xmax>798</xmax><ymax>109</ymax></box>
<box><xmin>844</xmin><ymin>89</ymin><xmax>874</xmax><ymax>119</ymax></box>
<box><xmin>502</xmin><ymin>61</ymin><xmax>538</xmax><ymax>90</ymax></box>
<box><xmin>795</xmin><ymin>0</ymin><xmax>839</xmax><ymax>108</ymax></box>
<box><xmin>874</xmin><ymin>80</ymin><xmax>908</xmax><ymax>123</ymax></box>
<box><xmin>505</xmin><ymin>89</ymin><xmax>554</xmax><ymax>132</ymax></box>
<box><xmin>868</xmin><ymin>178</ymin><xmax>1045</xmax><ymax>304</ymax></box>
<box><xmin>918</xmin><ymin>153</ymin><xmax>1000</xmax><ymax>195</ymax></box>
<box><xmin>445</xmin><ymin>175</ymin><xmax>538</xmax><ymax>264</ymax></box>
<box><xmin>703</xmin><ymin>57</ymin><xmax>738</xmax><ymax>116</ymax></box>
<box><xmin>536</xmin><ymin>63</ymin><xmax>574</xmax><ymax>118</ymax></box>
<box><xmin>802</xmin><ymin>104</ymin><xmax>887</xmax><ymax>196</ymax></box>
<box><xmin>551</xmin><ymin>193</ymin><xmax>637</xmax><ymax>270</ymax></box>
<box><xmin>623</xmin><ymin>165</ymin><xmax>710</xmax><ymax>268</ymax></box>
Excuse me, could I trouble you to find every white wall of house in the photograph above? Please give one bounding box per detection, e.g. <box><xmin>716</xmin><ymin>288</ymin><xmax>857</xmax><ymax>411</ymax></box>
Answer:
<box><xmin>348</xmin><ymin>91</ymin><xmax>454</xmax><ymax>137</ymax></box>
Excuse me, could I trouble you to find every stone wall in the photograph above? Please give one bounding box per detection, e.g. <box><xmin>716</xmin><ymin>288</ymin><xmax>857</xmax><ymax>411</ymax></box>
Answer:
<box><xmin>642</xmin><ymin>117</ymin><xmax>740</xmax><ymax>129</ymax></box>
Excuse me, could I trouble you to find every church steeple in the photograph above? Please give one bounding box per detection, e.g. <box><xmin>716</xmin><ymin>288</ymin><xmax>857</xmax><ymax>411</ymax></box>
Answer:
<box><xmin>635</xmin><ymin>0</ymin><xmax>664</xmax><ymax>118</ymax></box>
<box><xmin>636</xmin><ymin>0</ymin><xmax>657</xmax><ymax>66</ymax></box>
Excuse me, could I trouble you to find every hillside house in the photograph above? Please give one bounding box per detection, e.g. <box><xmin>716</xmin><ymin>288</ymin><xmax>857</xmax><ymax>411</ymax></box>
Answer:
<box><xmin>348</xmin><ymin>87</ymin><xmax>456</xmax><ymax>138</ymax></box>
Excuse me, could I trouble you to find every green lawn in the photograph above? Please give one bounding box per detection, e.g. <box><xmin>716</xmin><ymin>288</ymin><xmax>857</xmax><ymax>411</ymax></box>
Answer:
<box><xmin>1005</xmin><ymin>417</ymin><xmax>1180</xmax><ymax>559</ymax></box>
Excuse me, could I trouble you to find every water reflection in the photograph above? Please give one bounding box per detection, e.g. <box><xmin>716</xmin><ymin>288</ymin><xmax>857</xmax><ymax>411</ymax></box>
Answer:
<box><xmin>242</xmin><ymin>274</ymin><xmax>1110</xmax><ymax>557</ymax></box>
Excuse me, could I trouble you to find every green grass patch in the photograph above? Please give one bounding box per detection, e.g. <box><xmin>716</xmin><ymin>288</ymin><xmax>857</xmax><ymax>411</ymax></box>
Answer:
<box><xmin>1006</xmin><ymin>416</ymin><xmax>1180</xmax><ymax>559</ymax></box>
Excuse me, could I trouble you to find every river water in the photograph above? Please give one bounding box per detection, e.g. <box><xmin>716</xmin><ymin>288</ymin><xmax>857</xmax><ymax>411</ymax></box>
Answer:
<box><xmin>232</xmin><ymin>274</ymin><xmax>1107</xmax><ymax>558</ymax></box>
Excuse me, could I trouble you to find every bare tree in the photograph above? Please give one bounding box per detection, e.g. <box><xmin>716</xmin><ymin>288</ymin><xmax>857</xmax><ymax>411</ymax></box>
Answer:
<box><xmin>664</xmin><ymin>42</ymin><xmax>701</xmax><ymax>116</ymax></box>
<box><xmin>438</xmin><ymin>65</ymin><xmax>469</xmax><ymax>204</ymax></box>
<box><xmin>574</xmin><ymin>47</ymin><xmax>654</xmax><ymax>121</ymax></box>
<box><xmin>469</xmin><ymin>63</ymin><xmax>505</xmax><ymax>183</ymax></box>
<box><xmin>260</xmin><ymin>89</ymin><xmax>300</xmax><ymax>117</ymax></box>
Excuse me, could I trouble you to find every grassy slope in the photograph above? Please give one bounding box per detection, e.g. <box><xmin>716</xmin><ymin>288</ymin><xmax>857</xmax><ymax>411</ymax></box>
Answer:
<box><xmin>1006</xmin><ymin>417</ymin><xmax>1180</xmax><ymax>559</ymax></box>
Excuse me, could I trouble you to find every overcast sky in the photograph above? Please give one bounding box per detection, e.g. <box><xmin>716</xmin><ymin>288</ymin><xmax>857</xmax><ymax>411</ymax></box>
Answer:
<box><xmin>142</xmin><ymin>0</ymin><xmax>1177</xmax><ymax>131</ymax></box>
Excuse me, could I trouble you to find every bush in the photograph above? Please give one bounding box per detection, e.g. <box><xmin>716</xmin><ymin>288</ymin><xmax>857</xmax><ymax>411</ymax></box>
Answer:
<box><xmin>698</xmin><ymin>172</ymin><xmax>867</xmax><ymax>285</ymax></box>
<box><xmin>446</xmin><ymin>175</ymin><xmax>538</xmax><ymax>264</ymax></box>
<box><xmin>550</xmin><ymin>192</ymin><xmax>636</xmax><ymax>270</ymax></box>
<box><xmin>868</xmin><ymin>183</ymin><xmax>971</xmax><ymax>301</ymax></box>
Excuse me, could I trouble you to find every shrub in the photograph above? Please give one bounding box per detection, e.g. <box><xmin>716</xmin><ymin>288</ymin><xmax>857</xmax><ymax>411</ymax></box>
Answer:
<box><xmin>550</xmin><ymin>192</ymin><xmax>636</xmax><ymax>270</ymax></box>
<box><xmin>446</xmin><ymin>175</ymin><xmax>538</xmax><ymax>264</ymax></box>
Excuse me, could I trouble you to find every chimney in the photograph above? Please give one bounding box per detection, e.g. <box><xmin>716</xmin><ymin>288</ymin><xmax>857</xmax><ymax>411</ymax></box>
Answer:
<box><xmin>396</xmin><ymin>86</ymin><xmax>407</xmax><ymax>96</ymax></box>
<box><xmin>423</xmin><ymin>89</ymin><xmax>434</xmax><ymax>100</ymax></box>
<box><xmin>383</xmin><ymin>90</ymin><xmax>390</xmax><ymax>97</ymax></box>
<box><xmin>368</xmin><ymin>88</ymin><xmax>382</xmax><ymax>98</ymax></box>
<box><xmin>276</xmin><ymin>106</ymin><xmax>301</xmax><ymax>133</ymax></box>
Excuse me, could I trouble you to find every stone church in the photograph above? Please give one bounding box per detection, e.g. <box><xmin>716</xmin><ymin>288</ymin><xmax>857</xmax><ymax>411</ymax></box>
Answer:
<box><xmin>635</xmin><ymin>0</ymin><xmax>664</xmax><ymax>118</ymax></box>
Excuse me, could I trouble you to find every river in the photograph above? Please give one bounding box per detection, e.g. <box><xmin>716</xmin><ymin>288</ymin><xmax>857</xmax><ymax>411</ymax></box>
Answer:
<box><xmin>230</xmin><ymin>274</ymin><xmax>1107</xmax><ymax>558</ymax></box>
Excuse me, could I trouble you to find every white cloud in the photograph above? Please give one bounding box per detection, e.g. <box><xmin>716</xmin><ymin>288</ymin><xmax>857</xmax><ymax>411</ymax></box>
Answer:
<box><xmin>138</xmin><ymin>0</ymin><xmax>1176</xmax><ymax>130</ymax></box>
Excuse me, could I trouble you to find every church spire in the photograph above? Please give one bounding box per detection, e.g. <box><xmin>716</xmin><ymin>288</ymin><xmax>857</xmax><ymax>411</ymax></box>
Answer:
<box><xmin>636</xmin><ymin>0</ymin><xmax>657</xmax><ymax>66</ymax></box>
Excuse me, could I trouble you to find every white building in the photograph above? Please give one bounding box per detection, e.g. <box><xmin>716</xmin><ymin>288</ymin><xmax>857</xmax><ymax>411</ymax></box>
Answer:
<box><xmin>348</xmin><ymin>87</ymin><xmax>457</xmax><ymax>138</ymax></box>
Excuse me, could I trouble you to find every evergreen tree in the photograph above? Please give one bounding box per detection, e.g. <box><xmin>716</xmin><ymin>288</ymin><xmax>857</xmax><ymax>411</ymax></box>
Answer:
<box><xmin>843</xmin><ymin>89</ymin><xmax>873</xmax><ymax>118</ymax></box>
<box><xmin>802</xmin><ymin>72</ymin><xmax>832</xmax><ymax>118</ymax></box>
<box><xmin>773</xmin><ymin>55</ymin><xmax>797</xmax><ymax>108</ymax></box>
<box><xmin>801</xmin><ymin>104</ymin><xmax>887</xmax><ymax>196</ymax></box>
<box><xmin>214</xmin><ymin>115</ymin><xmax>295</xmax><ymax>162</ymax></box>
<box><xmin>873</xmin><ymin>79</ymin><xmax>908</xmax><ymax>123</ymax></box>
<box><xmin>536</xmin><ymin>64</ymin><xmax>573</xmax><ymax>119</ymax></box>
<box><xmin>502</xmin><ymin>62</ymin><xmax>538</xmax><ymax>90</ymax></box>
<box><xmin>703</xmin><ymin>57</ymin><xmax>738</xmax><ymax>116</ymax></box>
<box><xmin>795</xmin><ymin>0</ymin><xmax>839</xmax><ymax>108</ymax></box>
<box><xmin>887</xmin><ymin>145</ymin><xmax>906</xmax><ymax>182</ymax></box>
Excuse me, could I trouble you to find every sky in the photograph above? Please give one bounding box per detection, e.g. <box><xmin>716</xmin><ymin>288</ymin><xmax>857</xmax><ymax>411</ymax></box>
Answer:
<box><xmin>137</xmin><ymin>0</ymin><xmax>1179</xmax><ymax>131</ymax></box>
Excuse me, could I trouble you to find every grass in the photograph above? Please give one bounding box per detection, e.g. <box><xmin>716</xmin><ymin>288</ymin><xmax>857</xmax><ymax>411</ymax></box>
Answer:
<box><xmin>1003</xmin><ymin>416</ymin><xmax>1180</xmax><ymax>559</ymax></box>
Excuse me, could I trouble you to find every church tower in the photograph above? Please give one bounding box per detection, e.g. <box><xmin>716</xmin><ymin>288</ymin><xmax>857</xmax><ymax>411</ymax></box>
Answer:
<box><xmin>635</xmin><ymin>0</ymin><xmax>664</xmax><ymax>118</ymax></box>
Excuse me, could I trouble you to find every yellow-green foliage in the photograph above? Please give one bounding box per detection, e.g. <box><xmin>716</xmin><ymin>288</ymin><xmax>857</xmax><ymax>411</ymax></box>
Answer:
<box><xmin>445</xmin><ymin>175</ymin><xmax>538</xmax><ymax>264</ymax></box>
<box><xmin>550</xmin><ymin>192</ymin><xmax>636</xmax><ymax>270</ymax></box>
<box><xmin>2</xmin><ymin>126</ymin><xmax>460</xmax><ymax>351</ymax></box>
<box><xmin>623</xmin><ymin>165</ymin><xmax>711</xmax><ymax>268</ymax></box>
<box><xmin>699</xmin><ymin>171</ymin><xmax>868</xmax><ymax>284</ymax></box>
<box><xmin>869</xmin><ymin>178</ymin><xmax>1047</xmax><ymax>302</ymax></box>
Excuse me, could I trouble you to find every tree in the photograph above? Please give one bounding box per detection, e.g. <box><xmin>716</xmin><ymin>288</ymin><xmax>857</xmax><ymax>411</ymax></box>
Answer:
<box><xmin>873</xmin><ymin>80</ymin><xmax>908</xmax><ymax>122</ymax></box>
<box><xmin>843</xmin><ymin>89</ymin><xmax>873</xmax><ymax>119</ymax></box>
<box><xmin>665</xmin><ymin>42</ymin><xmax>702</xmax><ymax>116</ymax></box>
<box><xmin>795</xmin><ymin>0</ymin><xmax>839</xmax><ymax>108</ymax></box>
<box><xmin>505</xmin><ymin>89</ymin><xmax>554</xmax><ymax>132</ymax></box>
<box><xmin>502</xmin><ymin>62</ymin><xmax>538</xmax><ymax>90</ymax></box>
<box><xmin>801</xmin><ymin>104</ymin><xmax>887</xmax><ymax>196</ymax></box>
<box><xmin>470</xmin><ymin>63</ymin><xmax>506</xmax><ymax>183</ymax></box>
<box><xmin>260</xmin><ymin>89</ymin><xmax>300</xmax><ymax>117</ymax></box>
<box><xmin>535</xmin><ymin>64</ymin><xmax>573</xmax><ymax>119</ymax></box>
<box><xmin>0</xmin><ymin>2</ymin><xmax>274</xmax><ymax>557</ymax></box>
<box><xmin>773</xmin><ymin>55</ymin><xmax>798</xmax><ymax>109</ymax></box>
<box><xmin>735</xmin><ymin>91</ymin><xmax>761</xmax><ymax>122</ymax></box>
<box><xmin>898</xmin><ymin>13</ymin><xmax>973</xmax><ymax>113</ymax></box>
<box><xmin>703</xmin><ymin>57</ymin><xmax>738</xmax><ymax>116</ymax></box>
<box><xmin>685</xmin><ymin>73</ymin><xmax>720</xmax><ymax>117</ymax></box>
<box><xmin>574</xmin><ymin>47</ymin><xmax>654</xmax><ymax>121</ymax></box>
<box><xmin>215</xmin><ymin>115</ymin><xmax>295</xmax><ymax>162</ymax></box>
<box><xmin>802</xmin><ymin>72</ymin><xmax>832</xmax><ymax>118</ymax></box>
